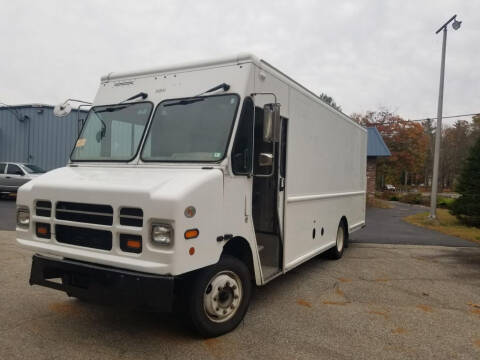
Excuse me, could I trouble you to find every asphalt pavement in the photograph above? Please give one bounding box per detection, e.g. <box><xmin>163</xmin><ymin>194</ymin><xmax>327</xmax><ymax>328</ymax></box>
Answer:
<box><xmin>1</xmin><ymin>230</ymin><xmax>480</xmax><ymax>360</ymax></box>
<box><xmin>1</xmin><ymin>199</ymin><xmax>480</xmax><ymax>359</ymax></box>
<box><xmin>0</xmin><ymin>198</ymin><xmax>15</xmax><ymax>231</ymax></box>
<box><xmin>351</xmin><ymin>201</ymin><xmax>477</xmax><ymax>247</ymax></box>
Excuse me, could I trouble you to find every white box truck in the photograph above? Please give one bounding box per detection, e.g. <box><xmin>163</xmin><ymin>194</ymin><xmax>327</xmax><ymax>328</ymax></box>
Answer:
<box><xmin>16</xmin><ymin>54</ymin><xmax>366</xmax><ymax>337</ymax></box>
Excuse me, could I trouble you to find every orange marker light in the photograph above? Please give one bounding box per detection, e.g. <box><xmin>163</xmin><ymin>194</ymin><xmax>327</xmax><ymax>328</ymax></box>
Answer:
<box><xmin>184</xmin><ymin>229</ymin><xmax>199</xmax><ymax>239</ymax></box>
<box><xmin>189</xmin><ymin>247</ymin><xmax>195</xmax><ymax>256</ymax></box>
<box><xmin>37</xmin><ymin>226</ymin><xmax>48</xmax><ymax>235</ymax></box>
<box><xmin>126</xmin><ymin>240</ymin><xmax>141</xmax><ymax>249</ymax></box>
<box><xmin>36</xmin><ymin>223</ymin><xmax>51</xmax><ymax>239</ymax></box>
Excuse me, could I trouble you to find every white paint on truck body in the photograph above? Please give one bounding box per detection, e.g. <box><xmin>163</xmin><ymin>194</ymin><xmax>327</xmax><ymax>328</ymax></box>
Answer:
<box><xmin>16</xmin><ymin>54</ymin><xmax>366</xmax><ymax>286</ymax></box>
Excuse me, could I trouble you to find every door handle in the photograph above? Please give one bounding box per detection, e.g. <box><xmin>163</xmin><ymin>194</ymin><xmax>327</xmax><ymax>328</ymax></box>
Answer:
<box><xmin>279</xmin><ymin>177</ymin><xmax>285</xmax><ymax>191</ymax></box>
<box><xmin>5</xmin><ymin>176</ymin><xmax>11</xmax><ymax>179</ymax></box>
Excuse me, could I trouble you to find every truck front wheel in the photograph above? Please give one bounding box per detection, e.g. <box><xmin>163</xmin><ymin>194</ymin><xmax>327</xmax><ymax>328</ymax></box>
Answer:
<box><xmin>188</xmin><ymin>255</ymin><xmax>252</xmax><ymax>337</ymax></box>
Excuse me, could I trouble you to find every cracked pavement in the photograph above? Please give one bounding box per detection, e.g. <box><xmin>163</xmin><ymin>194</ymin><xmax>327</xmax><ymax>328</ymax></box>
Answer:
<box><xmin>1</xmin><ymin>228</ymin><xmax>479</xmax><ymax>360</ymax></box>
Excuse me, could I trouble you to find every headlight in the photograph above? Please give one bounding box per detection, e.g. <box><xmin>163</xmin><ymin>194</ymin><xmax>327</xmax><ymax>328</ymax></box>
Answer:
<box><xmin>152</xmin><ymin>224</ymin><xmax>173</xmax><ymax>245</ymax></box>
<box><xmin>16</xmin><ymin>207</ymin><xmax>30</xmax><ymax>228</ymax></box>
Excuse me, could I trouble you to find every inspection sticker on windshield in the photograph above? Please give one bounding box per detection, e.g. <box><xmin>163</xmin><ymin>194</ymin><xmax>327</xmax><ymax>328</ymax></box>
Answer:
<box><xmin>213</xmin><ymin>152</ymin><xmax>221</xmax><ymax>158</ymax></box>
<box><xmin>76</xmin><ymin>138</ymin><xmax>86</xmax><ymax>147</ymax></box>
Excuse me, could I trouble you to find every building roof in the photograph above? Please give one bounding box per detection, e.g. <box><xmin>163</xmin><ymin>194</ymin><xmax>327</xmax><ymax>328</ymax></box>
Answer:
<box><xmin>367</xmin><ymin>127</ymin><xmax>391</xmax><ymax>157</ymax></box>
<box><xmin>0</xmin><ymin>104</ymin><xmax>87</xmax><ymax>112</ymax></box>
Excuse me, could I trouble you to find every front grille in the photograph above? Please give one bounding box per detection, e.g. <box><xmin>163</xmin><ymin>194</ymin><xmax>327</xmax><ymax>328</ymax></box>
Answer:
<box><xmin>56</xmin><ymin>224</ymin><xmax>112</xmax><ymax>250</ymax></box>
<box><xmin>36</xmin><ymin>200</ymin><xmax>52</xmax><ymax>217</ymax></box>
<box><xmin>120</xmin><ymin>207</ymin><xmax>143</xmax><ymax>227</ymax></box>
<box><xmin>56</xmin><ymin>202</ymin><xmax>113</xmax><ymax>226</ymax></box>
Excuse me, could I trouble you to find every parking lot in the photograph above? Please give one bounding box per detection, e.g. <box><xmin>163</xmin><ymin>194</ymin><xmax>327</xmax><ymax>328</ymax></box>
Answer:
<box><xmin>1</xmin><ymin>201</ymin><xmax>480</xmax><ymax>359</ymax></box>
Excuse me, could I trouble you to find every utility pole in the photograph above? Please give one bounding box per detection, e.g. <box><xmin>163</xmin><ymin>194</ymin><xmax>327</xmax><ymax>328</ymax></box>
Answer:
<box><xmin>430</xmin><ymin>14</ymin><xmax>462</xmax><ymax>219</ymax></box>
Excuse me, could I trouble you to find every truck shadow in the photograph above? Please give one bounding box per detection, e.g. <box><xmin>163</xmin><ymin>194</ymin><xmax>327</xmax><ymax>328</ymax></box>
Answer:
<box><xmin>46</xmin><ymin>253</ymin><xmax>336</xmax><ymax>341</ymax></box>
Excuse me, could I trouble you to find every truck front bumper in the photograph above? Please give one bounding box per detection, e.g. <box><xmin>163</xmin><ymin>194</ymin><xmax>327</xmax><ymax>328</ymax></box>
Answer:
<box><xmin>30</xmin><ymin>254</ymin><xmax>175</xmax><ymax>312</ymax></box>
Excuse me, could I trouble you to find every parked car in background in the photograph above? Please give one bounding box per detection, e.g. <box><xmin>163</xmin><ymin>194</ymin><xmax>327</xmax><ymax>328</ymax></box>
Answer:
<box><xmin>384</xmin><ymin>184</ymin><xmax>396</xmax><ymax>191</ymax></box>
<box><xmin>0</xmin><ymin>163</ymin><xmax>46</xmax><ymax>195</ymax></box>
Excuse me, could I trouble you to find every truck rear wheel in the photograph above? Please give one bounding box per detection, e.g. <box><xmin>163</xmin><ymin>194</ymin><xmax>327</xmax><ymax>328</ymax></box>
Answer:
<box><xmin>329</xmin><ymin>221</ymin><xmax>347</xmax><ymax>260</ymax></box>
<box><xmin>188</xmin><ymin>255</ymin><xmax>251</xmax><ymax>337</ymax></box>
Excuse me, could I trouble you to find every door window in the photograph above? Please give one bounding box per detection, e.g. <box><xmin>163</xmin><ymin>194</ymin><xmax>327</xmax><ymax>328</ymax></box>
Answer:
<box><xmin>7</xmin><ymin>164</ymin><xmax>23</xmax><ymax>175</ymax></box>
<box><xmin>231</xmin><ymin>97</ymin><xmax>254</xmax><ymax>175</ymax></box>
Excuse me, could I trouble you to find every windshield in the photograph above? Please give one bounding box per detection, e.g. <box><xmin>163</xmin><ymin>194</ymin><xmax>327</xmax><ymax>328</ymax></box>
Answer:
<box><xmin>141</xmin><ymin>94</ymin><xmax>239</xmax><ymax>162</ymax></box>
<box><xmin>71</xmin><ymin>102</ymin><xmax>153</xmax><ymax>161</ymax></box>
<box><xmin>23</xmin><ymin>164</ymin><xmax>45</xmax><ymax>174</ymax></box>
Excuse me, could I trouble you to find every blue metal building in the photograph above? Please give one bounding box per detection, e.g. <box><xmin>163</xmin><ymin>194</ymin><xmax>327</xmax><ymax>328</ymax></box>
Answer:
<box><xmin>0</xmin><ymin>104</ymin><xmax>87</xmax><ymax>171</ymax></box>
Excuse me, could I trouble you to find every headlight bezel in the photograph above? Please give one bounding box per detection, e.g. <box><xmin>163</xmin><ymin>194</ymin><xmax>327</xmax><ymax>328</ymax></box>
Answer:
<box><xmin>16</xmin><ymin>206</ymin><xmax>30</xmax><ymax>229</ymax></box>
<box><xmin>151</xmin><ymin>223</ymin><xmax>173</xmax><ymax>246</ymax></box>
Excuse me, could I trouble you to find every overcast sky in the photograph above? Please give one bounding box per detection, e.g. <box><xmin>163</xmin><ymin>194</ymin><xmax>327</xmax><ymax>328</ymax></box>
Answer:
<box><xmin>0</xmin><ymin>0</ymin><xmax>478</xmax><ymax>123</ymax></box>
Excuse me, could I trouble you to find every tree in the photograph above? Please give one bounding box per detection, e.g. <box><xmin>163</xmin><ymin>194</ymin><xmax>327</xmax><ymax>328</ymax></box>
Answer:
<box><xmin>421</xmin><ymin>119</ymin><xmax>435</xmax><ymax>186</ymax></box>
<box><xmin>440</xmin><ymin>120</ymin><xmax>471</xmax><ymax>189</ymax></box>
<box><xmin>450</xmin><ymin>136</ymin><xmax>480</xmax><ymax>227</ymax></box>
<box><xmin>352</xmin><ymin>109</ymin><xmax>428</xmax><ymax>187</ymax></box>
<box><xmin>471</xmin><ymin>114</ymin><xmax>480</xmax><ymax>141</ymax></box>
<box><xmin>319</xmin><ymin>93</ymin><xmax>342</xmax><ymax>111</ymax></box>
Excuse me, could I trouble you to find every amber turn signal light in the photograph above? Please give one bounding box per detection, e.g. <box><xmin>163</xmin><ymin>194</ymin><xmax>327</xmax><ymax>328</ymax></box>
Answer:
<box><xmin>36</xmin><ymin>223</ymin><xmax>51</xmax><ymax>239</ymax></box>
<box><xmin>120</xmin><ymin>234</ymin><xmax>142</xmax><ymax>254</ymax></box>
<box><xmin>184</xmin><ymin>229</ymin><xmax>199</xmax><ymax>239</ymax></box>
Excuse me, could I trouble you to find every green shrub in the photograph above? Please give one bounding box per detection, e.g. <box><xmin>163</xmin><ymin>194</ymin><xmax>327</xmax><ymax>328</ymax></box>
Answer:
<box><xmin>450</xmin><ymin>137</ymin><xmax>480</xmax><ymax>227</ymax></box>
<box><xmin>437</xmin><ymin>196</ymin><xmax>455</xmax><ymax>209</ymax></box>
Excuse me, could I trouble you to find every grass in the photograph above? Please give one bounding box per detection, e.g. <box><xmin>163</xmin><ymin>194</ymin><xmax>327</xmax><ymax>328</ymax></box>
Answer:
<box><xmin>404</xmin><ymin>208</ymin><xmax>480</xmax><ymax>244</ymax></box>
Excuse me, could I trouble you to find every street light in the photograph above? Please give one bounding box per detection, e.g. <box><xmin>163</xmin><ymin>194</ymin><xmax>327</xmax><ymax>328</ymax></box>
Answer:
<box><xmin>429</xmin><ymin>15</ymin><xmax>462</xmax><ymax>219</ymax></box>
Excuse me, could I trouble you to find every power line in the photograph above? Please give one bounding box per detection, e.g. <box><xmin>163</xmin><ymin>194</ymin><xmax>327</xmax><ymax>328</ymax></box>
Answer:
<box><xmin>365</xmin><ymin>112</ymin><xmax>479</xmax><ymax>126</ymax></box>
<box><xmin>408</xmin><ymin>112</ymin><xmax>479</xmax><ymax>122</ymax></box>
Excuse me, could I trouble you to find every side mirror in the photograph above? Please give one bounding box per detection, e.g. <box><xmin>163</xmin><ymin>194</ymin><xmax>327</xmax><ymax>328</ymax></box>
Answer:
<box><xmin>263</xmin><ymin>103</ymin><xmax>281</xmax><ymax>143</ymax></box>
<box><xmin>258</xmin><ymin>153</ymin><xmax>273</xmax><ymax>167</ymax></box>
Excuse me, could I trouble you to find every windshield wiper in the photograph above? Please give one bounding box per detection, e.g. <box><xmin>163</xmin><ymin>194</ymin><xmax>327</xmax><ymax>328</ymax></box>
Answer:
<box><xmin>96</xmin><ymin>105</ymin><xmax>128</xmax><ymax>113</ymax></box>
<box><xmin>196</xmin><ymin>83</ymin><xmax>230</xmax><ymax>96</ymax></box>
<box><xmin>120</xmin><ymin>92</ymin><xmax>148</xmax><ymax>103</ymax></box>
<box><xmin>164</xmin><ymin>98</ymin><xmax>205</xmax><ymax>107</ymax></box>
<box><xmin>164</xmin><ymin>83</ymin><xmax>230</xmax><ymax>107</ymax></box>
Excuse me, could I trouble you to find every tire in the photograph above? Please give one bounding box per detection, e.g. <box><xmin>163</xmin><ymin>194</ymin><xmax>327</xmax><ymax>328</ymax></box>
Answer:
<box><xmin>188</xmin><ymin>255</ymin><xmax>252</xmax><ymax>337</ymax></box>
<box><xmin>329</xmin><ymin>220</ymin><xmax>347</xmax><ymax>260</ymax></box>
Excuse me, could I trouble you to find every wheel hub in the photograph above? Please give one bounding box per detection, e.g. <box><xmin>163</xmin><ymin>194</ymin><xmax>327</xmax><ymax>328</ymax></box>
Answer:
<box><xmin>204</xmin><ymin>271</ymin><xmax>242</xmax><ymax>322</ymax></box>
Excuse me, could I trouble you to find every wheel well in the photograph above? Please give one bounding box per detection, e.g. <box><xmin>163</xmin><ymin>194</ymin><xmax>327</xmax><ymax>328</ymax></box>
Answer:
<box><xmin>221</xmin><ymin>237</ymin><xmax>254</xmax><ymax>279</ymax></box>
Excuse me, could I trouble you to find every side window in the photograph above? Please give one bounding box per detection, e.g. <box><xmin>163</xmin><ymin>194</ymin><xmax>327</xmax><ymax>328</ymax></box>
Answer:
<box><xmin>0</xmin><ymin>163</ymin><xmax>5</xmax><ymax>174</ymax></box>
<box><xmin>231</xmin><ymin>97</ymin><xmax>254</xmax><ymax>175</ymax></box>
<box><xmin>7</xmin><ymin>164</ymin><xmax>23</xmax><ymax>175</ymax></box>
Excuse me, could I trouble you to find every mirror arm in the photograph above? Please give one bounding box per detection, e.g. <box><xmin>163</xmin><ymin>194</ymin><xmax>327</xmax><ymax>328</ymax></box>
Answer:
<box><xmin>250</xmin><ymin>92</ymin><xmax>277</xmax><ymax>103</ymax></box>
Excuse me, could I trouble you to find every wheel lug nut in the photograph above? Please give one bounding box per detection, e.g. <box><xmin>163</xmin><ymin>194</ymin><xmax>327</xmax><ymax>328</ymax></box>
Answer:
<box><xmin>213</xmin><ymin>297</ymin><xmax>217</xmax><ymax>301</ymax></box>
<box><xmin>234</xmin><ymin>295</ymin><xmax>239</xmax><ymax>299</ymax></box>
<box><xmin>218</xmin><ymin>286</ymin><xmax>222</xmax><ymax>291</ymax></box>
<box><xmin>232</xmin><ymin>285</ymin><xmax>237</xmax><ymax>290</ymax></box>
<box><xmin>216</xmin><ymin>307</ymin><xmax>219</xmax><ymax>311</ymax></box>
<box><xmin>230</xmin><ymin>305</ymin><xmax>235</xmax><ymax>309</ymax></box>
<box><xmin>226</xmin><ymin>281</ymin><xmax>230</xmax><ymax>287</ymax></box>
<box><xmin>223</xmin><ymin>310</ymin><xmax>227</xmax><ymax>314</ymax></box>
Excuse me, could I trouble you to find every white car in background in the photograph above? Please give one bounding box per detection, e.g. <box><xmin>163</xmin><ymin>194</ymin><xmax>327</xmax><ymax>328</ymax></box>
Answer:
<box><xmin>0</xmin><ymin>163</ymin><xmax>46</xmax><ymax>195</ymax></box>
